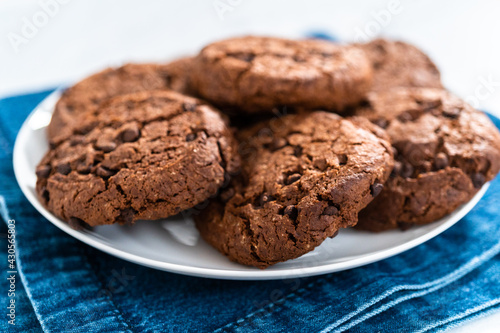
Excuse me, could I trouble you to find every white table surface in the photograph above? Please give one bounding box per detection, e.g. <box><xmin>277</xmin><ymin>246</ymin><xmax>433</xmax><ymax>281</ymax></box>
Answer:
<box><xmin>1</xmin><ymin>1</ymin><xmax>499</xmax><ymax>331</ymax></box>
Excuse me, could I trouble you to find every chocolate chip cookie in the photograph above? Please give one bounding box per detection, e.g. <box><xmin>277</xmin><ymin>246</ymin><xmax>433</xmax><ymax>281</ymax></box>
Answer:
<box><xmin>37</xmin><ymin>90</ymin><xmax>240</xmax><ymax>227</ymax></box>
<box><xmin>48</xmin><ymin>58</ymin><xmax>193</xmax><ymax>143</ymax></box>
<box><xmin>353</xmin><ymin>88</ymin><xmax>500</xmax><ymax>231</ymax></box>
<box><xmin>194</xmin><ymin>111</ymin><xmax>394</xmax><ymax>268</ymax></box>
<box><xmin>358</xmin><ymin>39</ymin><xmax>443</xmax><ymax>91</ymax></box>
<box><xmin>190</xmin><ymin>36</ymin><xmax>373</xmax><ymax>113</ymax></box>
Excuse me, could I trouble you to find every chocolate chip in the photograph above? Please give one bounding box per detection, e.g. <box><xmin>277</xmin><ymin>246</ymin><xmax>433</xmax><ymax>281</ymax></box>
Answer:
<box><xmin>243</xmin><ymin>54</ymin><xmax>256</xmax><ymax>62</ymax></box>
<box><xmin>324</xmin><ymin>206</ymin><xmax>339</xmax><ymax>216</ymax></box>
<box><xmin>313</xmin><ymin>158</ymin><xmax>327</xmax><ymax>171</ymax></box>
<box><xmin>118</xmin><ymin>208</ymin><xmax>136</xmax><ymax>225</ymax></box>
<box><xmin>70</xmin><ymin>135</ymin><xmax>85</xmax><ymax>146</ymax></box>
<box><xmin>285</xmin><ymin>173</ymin><xmax>301</xmax><ymax>185</ymax></box>
<box><xmin>430</xmin><ymin>108</ymin><xmax>441</xmax><ymax>117</ymax></box>
<box><xmin>370</xmin><ymin>183</ymin><xmax>384</xmax><ymax>197</ymax></box>
<box><xmin>74</xmin><ymin>123</ymin><xmax>91</xmax><ymax>136</ymax></box>
<box><xmin>320</xmin><ymin>52</ymin><xmax>335</xmax><ymax>58</ymax></box>
<box><xmin>95</xmin><ymin>140</ymin><xmax>117</xmax><ymax>153</ymax></box>
<box><xmin>92</xmin><ymin>152</ymin><xmax>104</xmax><ymax>164</ymax></box>
<box><xmin>397</xmin><ymin>222</ymin><xmax>414</xmax><ymax>231</ymax></box>
<box><xmin>232</xmin><ymin>53</ymin><xmax>255</xmax><ymax>62</ymax></box>
<box><xmin>41</xmin><ymin>188</ymin><xmax>50</xmax><ymax>202</ymax></box>
<box><xmin>329</xmin><ymin>230</ymin><xmax>339</xmax><ymax>238</ymax></box>
<box><xmin>68</xmin><ymin>217</ymin><xmax>92</xmax><ymax>231</ymax></box>
<box><xmin>271</xmin><ymin>137</ymin><xmax>288</xmax><ymax>151</ymax></box>
<box><xmin>220</xmin><ymin>188</ymin><xmax>235</xmax><ymax>203</ymax></box>
<box><xmin>419</xmin><ymin>99</ymin><xmax>442</xmax><ymax>111</ymax></box>
<box><xmin>359</xmin><ymin>99</ymin><xmax>372</xmax><ymax>108</ymax></box>
<box><xmin>121</xmin><ymin>125</ymin><xmax>140</xmax><ymax>142</ymax></box>
<box><xmin>182</xmin><ymin>103</ymin><xmax>196</xmax><ymax>112</ymax></box>
<box><xmin>443</xmin><ymin>108</ymin><xmax>461</xmax><ymax>119</ymax></box>
<box><xmin>284</xmin><ymin>205</ymin><xmax>298</xmax><ymax>220</ymax></box>
<box><xmin>434</xmin><ymin>152</ymin><xmax>449</xmax><ymax>169</ymax></box>
<box><xmin>397</xmin><ymin>112</ymin><xmax>413</xmax><ymax>122</ymax></box>
<box><xmin>338</xmin><ymin>154</ymin><xmax>348</xmax><ymax>165</ymax></box>
<box><xmin>401</xmin><ymin>163</ymin><xmax>414</xmax><ymax>178</ymax></box>
<box><xmin>76</xmin><ymin>164</ymin><xmax>91</xmax><ymax>174</ymax></box>
<box><xmin>36</xmin><ymin>165</ymin><xmax>52</xmax><ymax>178</ymax></box>
<box><xmin>293</xmin><ymin>55</ymin><xmax>307</xmax><ymax>62</ymax></box>
<box><xmin>96</xmin><ymin>166</ymin><xmax>115</xmax><ymax>177</ymax></box>
<box><xmin>374</xmin><ymin>118</ymin><xmax>389</xmax><ymax>129</ymax></box>
<box><xmin>222</xmin><ymin>171</ymin><xmax>231</xmax><ymax>187</ymax></box>
<box><xmin>125</xmin><ymin>101</ymin><xmax>135</xmax><ymax>109</ymax></box>
<box><xmin>471</xmin><ymin>173</ymin><xmax>486</xmax><ymax>189</ymax></box>
<box><xmin>56</xmin><ymin>162</ymin><xmax>71</xmax><ymax>175</ymax></box>
<box><xmin>186</xmin><ymin>133</ymin><xmax>196</xmax><ymax>142</ymax></box>
<box><xmin>293</xmin><ymin>146</ymin><xmax>303</xmax><ymax>157</ymax></box>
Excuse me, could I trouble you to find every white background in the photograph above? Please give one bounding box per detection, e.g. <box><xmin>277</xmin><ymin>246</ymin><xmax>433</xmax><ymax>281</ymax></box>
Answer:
<box><xmin>1</xmin><ymin>0</ymin><xmax>499</xmax><ymax>331</ymax></box>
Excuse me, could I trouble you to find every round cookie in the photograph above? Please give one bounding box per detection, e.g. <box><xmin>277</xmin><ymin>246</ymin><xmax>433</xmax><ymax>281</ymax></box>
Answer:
<box><xmin>353</xmin><ymin>88</ymin><xmax>500</xmax><ymax>231</ymax></box>
<box><xmin>36</xmin><ymin>90</ymin><xmax>240</xmax><ymax>227</ymax></box>
<box><xmin>190</xmin><ymin>36</ymin><xmax>373</xmax><ymax>113</ymax></box>
<box><xmin>358</xmin><ymin>39</ymin><xmax>443</xmax><ymax>91</ymax></box>
<box><xmin>48</xmin><ymin>58</ymin><xmax>193</xmax><ymax>143</ymax></box>
<box><xmin>194</xmin><ymin>111</ymin><xmax>394</xmax><ymax>268</ymax></box>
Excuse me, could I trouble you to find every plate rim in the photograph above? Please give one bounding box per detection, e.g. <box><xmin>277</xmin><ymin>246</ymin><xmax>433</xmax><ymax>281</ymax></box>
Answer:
<box><xmin>12</xmin><ymin>90</ymin><xmax>490</xmax><ymax>280</ymax></box>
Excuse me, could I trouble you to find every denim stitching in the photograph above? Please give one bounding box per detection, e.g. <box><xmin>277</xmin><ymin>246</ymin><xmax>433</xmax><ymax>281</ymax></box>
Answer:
<box><xmin>213</xmin><ymin>276</ymin><xmax>332</xmax><ymax>332</ymax></box>
<box><xmin>418</xmin><ymin>298</ymin><xmax>500</xmax><ymax>333</ymax></box>
<box><xmin>81</xmin><ymin>245</ymin><xmax>135</xmax><ymax>333</ymax></box>
<box><xmin>323</xmin><ymin>242</ymin><xmax>500</xmax><ymax>333</ymax></box>
<box><xmin>213</xmin><ymin>240</ymin><xmax>500</xmax><ymax>333</ymax></box>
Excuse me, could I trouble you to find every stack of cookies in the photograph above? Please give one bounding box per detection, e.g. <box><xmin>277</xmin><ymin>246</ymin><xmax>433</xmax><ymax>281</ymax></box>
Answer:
<box><xmin>36</xmin><ymin>36</ymin><xmax>500</xmax><ymax>268</ymax></box>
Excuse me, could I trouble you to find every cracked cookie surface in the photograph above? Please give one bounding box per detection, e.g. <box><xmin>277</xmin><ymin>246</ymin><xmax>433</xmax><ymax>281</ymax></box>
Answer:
<box><xmin>48</xmin><ymin>58</ymin><xmax>194</xmax><ymax>142</ymax></box>
<box><xmin>195</xmin><ymin>111</ymin><xmax>394</xmax><ymax>268</ymax></box>
<box><xmin>353</xmin><ymin>88</ymin><xmax>500</xmax><ymax>231</ymax></box>
<box><xmin>37</xmin><ymin>90</ymin><xmax>240</xmax><ymax>227</ymax></box>
<box><xmin>190</xmin><ymin>36</ymin><xmax>373</xmax><ymax>113</ymax></box>
<box><xmin>358</xmin><ymin>39</ymin><xmax>443</xmax><ymax>92</ymax></box>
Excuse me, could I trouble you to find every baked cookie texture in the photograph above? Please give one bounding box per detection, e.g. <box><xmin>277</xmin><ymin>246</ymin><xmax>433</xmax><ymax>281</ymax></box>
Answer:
<box><xmin>195</xmin><ymin>111</ymin><xmax>394</xmax><ymax>268</ymax></box>
<box><xmin>48</xmin><ymin>58</ymin><xmax>193</xmax><ymax>143</ymax></box>
<box><xmin>359</xmin><ymin>39</ymin><xmax>443</xmax><ymax>91</ymax></box>
<box><xmin>354</xmin><ymin>88</ymin><xmax>500</xmax><ymax>231</ymax></box>
<box><xmin>190</xmin><ymin>36</ymin><xmax>373</xmax><ymax>113</ymax></box>
<box><xmin>36</xmin><ymin>90</ymin><xmax>240</xmax><ymax>227</ymax></box>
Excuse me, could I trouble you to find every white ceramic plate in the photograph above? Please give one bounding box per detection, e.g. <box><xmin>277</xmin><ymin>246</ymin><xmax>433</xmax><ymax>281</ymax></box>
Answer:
<box><xmin>13</xmin><ymin>91</ymin><xmax>489</xmax><ymax>280</ymax></box>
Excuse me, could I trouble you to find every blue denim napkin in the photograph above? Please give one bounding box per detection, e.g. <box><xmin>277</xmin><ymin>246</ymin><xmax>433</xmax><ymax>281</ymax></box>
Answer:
<box><xmin>1</xmin><ymin>90</ymin><xmax>500</xmax><ymax>333</ymax></box>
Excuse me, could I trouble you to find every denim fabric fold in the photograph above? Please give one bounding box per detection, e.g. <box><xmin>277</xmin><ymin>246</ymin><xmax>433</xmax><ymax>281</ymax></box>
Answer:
<box><xmin>346</xmin><ymin>254</ymin><xmax>500</xmax><ymax>333</ymax></box>
<box><xmin>1</xmin><ymin>90</ymin><xmax>500</xmax><ymax>333</ymax></box>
